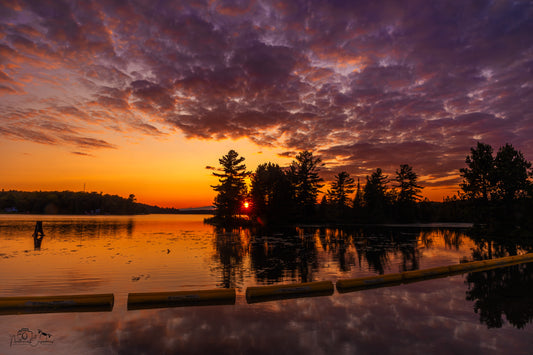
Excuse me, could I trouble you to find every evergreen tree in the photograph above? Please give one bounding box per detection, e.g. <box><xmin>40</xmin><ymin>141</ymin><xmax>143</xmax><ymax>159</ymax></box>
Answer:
<box><xmin>353</xmin><ymin>178</ymin><xmax>363</xmax><ymax>209</ymax></box>
<box><xmin>460</xmin><ymin>142</ymin><xmax>494</xmax><ymax>202</ymax></box>
<box><xmin>327</xmin><ymin>171</ymin><xmax>355</xmax><ymax>221</ymax></box>
<box><xmin>250</xmin><ymin>163</ymin><xmax>294</xmax><ymax>224</ymax></box>
<box><xmin>395</xmin><ymin>164</ymin><xmax>423</xmax><ymax>204</ymax></box>
<box><xmin>493</xmin><ymin>143</ymin><xmax>532</xmax><ymax>201</ymax></box>
<box><xmin>211</xmin><ymin>150</ymin><xmax>248</xmax><ymax>220</ymax></box>
<box><xmin>288</xmin><ymin>151</ymin><xmax>324</xmax><ymax>219</ymax></box>
<box><xmin>327</xmin><ymin>171</ymin><xmax>356</xmax><ymax>209</ymax></box>
<box><xmin>364</xmin><ymin>168</ymin><xmax>388</xmax><ymax>202</ymax></box>
<box><xmin>318</xmin><ymin>195</ymin><xmax>329</xmax><ymax>222</ymax></box>
<box><xmin>363</xmin><ymin>168</ymin><xmax>389</xmax><ymax>222</ymax></box>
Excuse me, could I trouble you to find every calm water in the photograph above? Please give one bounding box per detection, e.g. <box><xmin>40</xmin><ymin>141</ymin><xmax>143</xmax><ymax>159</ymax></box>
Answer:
<box><xmin>1</xmin><ymin>214</ymin><xmax>532</xmax><ymax>354</ymax></box>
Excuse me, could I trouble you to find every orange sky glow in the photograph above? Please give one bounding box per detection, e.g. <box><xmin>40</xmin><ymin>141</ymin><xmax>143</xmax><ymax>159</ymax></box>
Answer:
<box><xmin>1</xmin><ymin>1</ymin><xmax>531</xmax><ymax>208</ymax></box>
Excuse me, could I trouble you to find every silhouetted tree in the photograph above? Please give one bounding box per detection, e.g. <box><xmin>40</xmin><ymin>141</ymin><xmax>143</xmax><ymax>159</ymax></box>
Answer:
<box><xmin>363</xmin><ymin>168</ymin><xmax>389</xmax><ymax>222</ymax></box>
<box><xmin>395</xmin><ymin>164</ymin><xmax>423</xmax><ymax>204</ymax></box>
<box><xmin>212</xmin><ymin>150</ymin><xmax>248</xmax><ymax>220</ymax></box>
<box><xmin>288</xmin><ymin>151</ymin><xmax>324</xmax><ymax>219</ymax></box>
<box><xmin>327</xmin><ymin>171</ymin><xmax>356</xmax><ymax>208</ymax></box>
<box><xmin>460</xmin><ymin>142</ymin><xmax>495</xmax><ymax>202</ymax></box>
<box><xmin>318</xmin><ymin>195</ymin><xmax>329</xmax><ymax>221</ymax></box>
<box><xmin>352</xmin><ymin>178</ymin><xmax>364</xmax><ymax>222</ymax></box>
<box><xmin>493</xmin><ymin>143</ymin><xmax>532</xmax><ymax>201</ymax></box>
<box><xmin>353</xmin><ymin>178</ymin><xmax>363</xmax><ymax>208</ymax></box>
<box><xmin>327</xmin><ymin>171</ymin><xmax>355</xmax><ymax>219</ymax></box>
<box><xmin>459</xmin><ymin>142</ymin><xmax>532</xmax><ymax>227</ymax></box>
<box><xmin>394</xmin><ymin>164</ymin><xmax>423</xmax><ymax>221</ymax></box>
<box><xmin>0</xmin><ymin>190</ymin><xmax>155</xmax><ymax>214</ymax></box>
<box><xmin>250</xmin><ymin>163</ymin><xmax>294</xmax><ymax>224</ymax></box>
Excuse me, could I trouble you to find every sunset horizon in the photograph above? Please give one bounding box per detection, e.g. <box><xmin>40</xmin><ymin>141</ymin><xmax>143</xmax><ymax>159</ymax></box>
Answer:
<box><xmin>1</xmin><ymin>0</ymin><xmax>531</xmax><ymax>209</ymax></box>
<box><xmin>1</xmin><ymin>2</ymin><xmax>533</xmax><ymax>350</ymax></box>
<box><xmin>0</xmin><ymin>143</ymin><xmax>463</xmax><ymax>209</ymax></box>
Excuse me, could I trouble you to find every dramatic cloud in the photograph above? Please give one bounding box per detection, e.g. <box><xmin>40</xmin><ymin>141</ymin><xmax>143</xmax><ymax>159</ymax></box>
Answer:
<box><xmin>1</xmin><ymin>0</ymin><xmax>532</xmax><ymax>191</ymax></box>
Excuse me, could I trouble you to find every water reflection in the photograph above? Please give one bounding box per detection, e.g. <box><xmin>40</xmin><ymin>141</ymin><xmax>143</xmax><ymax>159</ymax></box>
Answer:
<box><xmin>317</xmin><ymin>228</ymin><xmax>355</xmax><ymax>272</ymax></box>
<box><xmin>212</xmin><ymin>228</ymin><xmax>249</xmax><ymax>288</ymax></box>
<box><xmin>45</xmin><ymin>219</ymin><xmax>136</xmax><ymax>239</ymax></box>
<box><xmin>1</xmin><ymin>216</ymin><xmax>533</xmax><ymax>353</ymax></box>
<box><xmin>466</xmin><ymin>263</ymin><xmax>533</xmax><ymax>329</ymax></box>
<box><xmin>211</xmin><ymin>226</ymin><xmax>477</xmax><ymax>285</ymax></box>
<box><xmin>0</xmin><ymin>217</ymin><xmax>137</xmax><ymax>239</ymax></box>
<box><xmin>419</xmin><ymin>228</ymin><xmax>464</xmax><ymax>250</ymax></box>
<box><xmin>471</xmin><ymin>238</ymin><xmax>526</xmax><ymax>261</ymax></box>
<box><xmin>6</xmin><ymin>273</ymin><xmax>531</xmax><ymax>354</ymax></box>
<box><xmin>462</xmin><ymin>235</ymin><xmax>533</xmax><ymax>329</ymax></box>
<box><xmin>250</xmin><ymin>228</ymin><xmax>319</xmax><ymax>284</ymax></box>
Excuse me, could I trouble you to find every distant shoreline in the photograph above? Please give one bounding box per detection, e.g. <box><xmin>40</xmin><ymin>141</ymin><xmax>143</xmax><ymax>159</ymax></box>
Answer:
<box><xmin>0</xmin><ymin>211</ymin><xmax>215</xmax><ymax>216</ymax></box>
<box><xmin>0</xmin><ymin>190</ymin><xmax>215</xmax><ymax>215</ymax></box>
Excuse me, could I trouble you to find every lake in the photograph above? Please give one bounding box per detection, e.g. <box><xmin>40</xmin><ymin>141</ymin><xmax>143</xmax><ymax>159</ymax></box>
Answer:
<box><xmin>1</xmin><ymin>214</ymin><xmax>532</xmax><ymax>354</ymax></box>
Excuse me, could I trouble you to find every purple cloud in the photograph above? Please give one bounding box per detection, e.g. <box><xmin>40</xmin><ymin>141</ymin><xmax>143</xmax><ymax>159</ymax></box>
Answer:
<box><xmin>0</xmin><ymin>0</ymin><xmax>532</xmax><ymax>191</ymax></box>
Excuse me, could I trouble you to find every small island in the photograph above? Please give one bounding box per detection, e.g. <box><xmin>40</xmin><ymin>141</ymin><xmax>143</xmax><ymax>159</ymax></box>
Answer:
<box><xmin>207</xmin><ymin>143</ymin><xmax>533</xmax><ymax>233</ymax></box>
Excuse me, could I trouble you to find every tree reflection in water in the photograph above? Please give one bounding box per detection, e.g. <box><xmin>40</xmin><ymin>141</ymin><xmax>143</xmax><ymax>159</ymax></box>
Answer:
<box><xmin>419</xmin><ymin>228</ymin><xmax>464</xmax><ymax>250</ymax></box>
<box><xmin>466</xmin><ymin>236</ymin><xmax>533</xmax><ymax>329</ymax></box>
<box><xmin>212</xmin><ymin>226</ymin><xmax>470</xmax><ymax>285</ymax></box>
<box><xmin>250</xmin><ymin>227</ymin><xmax>319</xmax><ymax>284</ymax></box>
<box><xmin>466</xmin><ymin>263</ymin><xmax>533</xmax><ymax>329</ymax></box>
<box><xmin>352</xmin><ymin>229</ymin><xmax>393</xmax><ymax>274</ymax></box>
<box><xmin>212</xmin><ymin>227</ymin><xmax>250</xmax><ymax>288</ymax></box>
<box><xmin>348</xmin><ymin>227</ymin><xmax>422</xmax><ymax>274</ymax></box>
<box><xmin>317</xmin><ymin>228</ymin><xmax>356</xmax><ymax>272</ymax></box>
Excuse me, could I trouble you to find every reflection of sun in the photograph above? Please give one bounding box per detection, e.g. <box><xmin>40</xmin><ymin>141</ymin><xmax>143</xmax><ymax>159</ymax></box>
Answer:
<box><xmin>244</xmin><ymin>201</ymin><xmax>250</xmax><ymax>209</ymax></box>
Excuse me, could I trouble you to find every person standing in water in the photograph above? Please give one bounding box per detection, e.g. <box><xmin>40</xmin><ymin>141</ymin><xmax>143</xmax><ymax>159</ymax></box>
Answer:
<box><xmin>33</xmin><ymin>221</ymin><xmax>45</xmax><ymax>250</ymax></box>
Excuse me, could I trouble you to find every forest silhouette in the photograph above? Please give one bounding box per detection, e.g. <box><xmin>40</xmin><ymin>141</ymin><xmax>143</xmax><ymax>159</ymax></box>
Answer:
<box><xmin>0</xmin><ymin>190</ymin><xmax>180</xmax><ymax>215</ymax></box>
<box><xmin>208</xmin><ymin>143</ymin><xmax>533</xmax><ymax>230</ymax></box>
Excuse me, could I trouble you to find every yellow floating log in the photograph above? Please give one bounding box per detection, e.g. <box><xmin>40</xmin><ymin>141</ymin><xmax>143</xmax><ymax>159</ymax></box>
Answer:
<box><xmin>483</xmin><ymin>256</ymin><xmax>515</xmax><ymax>266</ymax></box>
<box><xmin>401</xmin><ymin>265</ymin><xmax>451</xmax><ymax>282</ymax></box>
<box><xmin>448</xmin><ymin>260</ymin><xmax>488</xmax><ymax>273</ymax></box>
<box><xmin>513</xmin><ymin>253</ymin><xmax>533</xmax><ymax>262</ymax></box>
<box><xmin>337</xmin><ymin>254</ymin><xmax>533</xmax><ymax>294</ymax></box>
<box><xmin>128</xmin><ymin>288</ymin><xmax>235</xmax><ymax>310</ymax></box>
<box><xmin>336</xmin><ymin>273</ymin><xmax>403</xmax><ymax>293</ymax></box>
<box><xmin>246</xmin><ymin>281</ymin><xmax>334</xmax><ymax>303</ymax></box>
<box><xmin>0</xmin><ymin>294</ymin><xmax>114</xmax><ymax>315</ymax></box>
<box><xmin>465</xmin><ymin>253</ymin><xmax>533</xmax><ymax>273</ymax></box>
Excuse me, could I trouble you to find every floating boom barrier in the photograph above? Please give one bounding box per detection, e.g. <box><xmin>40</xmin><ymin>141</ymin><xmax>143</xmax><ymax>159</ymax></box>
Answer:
<box><xmin>246</xmin><ymin>281</ymin><xmax>334</xmax><ymax>304</ymax></box>
<box><xmin>0</xmin><ymin>294</ymin><xmax>114</xmax><ymax>315</ymax></box>
<box><xmin>1</xmin><ymin>254</ymin><xmax>532</xmax><ymax>314</ymax></box>
<box><xmin>127</xmin><ymin>288</ymin><xmax>236</xmax><ymax>310</ymax></box>
<box><xmin>337</xmin><ymin>252</ymin><xmax>533</xmax><ymax>293</ymax></box>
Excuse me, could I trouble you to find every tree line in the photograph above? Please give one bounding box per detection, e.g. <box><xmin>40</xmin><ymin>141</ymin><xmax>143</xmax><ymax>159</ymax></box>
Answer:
<box><xmin>0</xmin><ymin>190</ymin><xmax>180</xmax><ymax>215</ymax></box>
<box><xmin>460</xmin><ymin>142</ymin><xmax>533</xmax><ymax>229</ymax></box>
<box><xmin>209</xmin><ymin>143</ymin><xmax>533</xmax><ymax>228</ymax></box>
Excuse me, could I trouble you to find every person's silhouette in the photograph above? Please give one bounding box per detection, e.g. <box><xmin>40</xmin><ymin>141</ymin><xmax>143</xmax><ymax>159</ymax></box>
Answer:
<box><xmin>33</xmin><ymin>221</ymin><xmax>45</xmax><ymax>250</ymax></box>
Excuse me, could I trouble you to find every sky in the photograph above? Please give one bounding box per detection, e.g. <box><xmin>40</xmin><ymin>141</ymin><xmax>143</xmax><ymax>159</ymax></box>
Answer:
<box><xmin>0</xmin><ymin>0</ymin><xmax>532</xmax><ymax>208</ymax></box>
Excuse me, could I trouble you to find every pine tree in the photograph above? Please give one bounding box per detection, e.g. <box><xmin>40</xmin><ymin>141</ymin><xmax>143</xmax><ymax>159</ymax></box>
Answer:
<box><xmin>211</xmin><ymin>150</ymin><xmax>248</xmax><ymax>220</ymax></box>
<box><xmin>353</xmin><ymin>178</ymin><xmax>363</xmax><ymax>209</ymax></box>
<box><xmin>363</xmin><ymin>168</ymin><xmax>389</xmax><ymax>222</ymax></box>
<box><xmin>460</xmin><ymin>142</ymin><xmax>494</xmax><ymax>202</ymax></box>
<box><xmin>327</xmin><ymin>171</ymin><xmax>356</xmax><ymax>209</ymax></box>
<box><xmin>250</xmin><ymin>163</ymin><xmax>294</xmax><ymax>223</ymax></box>
<box><xmin>493</xmin><ymin>143</ymin><xmax>532</xmax><ymax>201</ymax></box>
<box><xmin>395</xmin><ymin>164</ymin><xmax>423</xmax><ymax>204</ymax></box>
<box><xmin>288</xmin><ymin>151</ymin><xmax>324</xmax><ymax>219</ymax></box>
